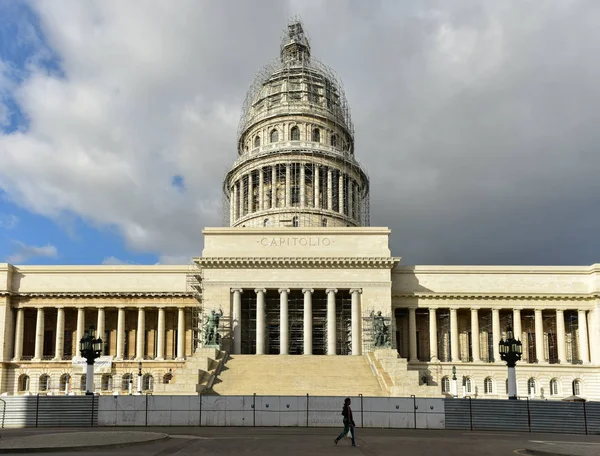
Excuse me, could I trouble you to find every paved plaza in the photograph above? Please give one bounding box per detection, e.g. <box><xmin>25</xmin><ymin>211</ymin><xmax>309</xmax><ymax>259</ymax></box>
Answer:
<box><xmin>0</xmin><ymin>428</ymin><xmax>599</xmax><ymax>455</ymax></box>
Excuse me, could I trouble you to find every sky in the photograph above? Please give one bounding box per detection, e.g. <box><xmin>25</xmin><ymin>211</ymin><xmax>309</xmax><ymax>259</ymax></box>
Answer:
<box><xmin>0</xmin><ymin>0</ymin><xmax>599</xmax><ymax>266</ymax></box>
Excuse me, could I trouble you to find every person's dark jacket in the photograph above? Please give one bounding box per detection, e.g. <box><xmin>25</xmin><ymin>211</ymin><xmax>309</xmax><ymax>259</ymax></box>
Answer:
<box><xmin>342</xmin><ymin>404</ymin><xmax>356</xmax><ymax>426</ymax></box>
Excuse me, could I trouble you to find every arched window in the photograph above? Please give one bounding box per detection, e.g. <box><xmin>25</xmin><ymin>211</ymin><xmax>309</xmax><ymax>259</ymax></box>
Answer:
<box><xmin>331</xmin><ymin>134</ymin><xmax>338</xmax><ymax>147</ymax></box>
<box><xmin>321</xmin><ymin>218</ymin><xmax>328</xmax><ymax>227</ymax></box>
<box><xmin>80</xmin><ymin>374</ymin><xmax>87</xmax><ymax>392</ymax></box>
<box><xmin>263</xmin><ymin>218</ymin><xmax>270</xmax><ymax>227</ymax></box>
<box><xmin>39</xmin><ymin>374</ymin><xmax>50</xmax><ymax>392</ymax></box>
<box><xmin>550</xmin><ymin>379</ymin><xmax>559</xmax><ymax>396</ymax></box>
<box><xmin>572</xmin><ymin>379</ymin><xmax>582</xmax><ymax>396</ymax></box>
<box><xmin>101</xmin><ymin>374</ymin><xmax>113</xmax><ymax>392</ymax></box>
<box><xmin>270</xmin><ymin>129</ymin><xmax>279</xmax><ymax>143</ymax></box>
<box><xmin>18</xmin><ymin>374</ymin><xmax>30</xmax><ymax>392</ymax></box>
<box><xmin>464</xmin><ymin>377</ymin><xmax>473</xmax><ymax>394</ymax></box>
<box><xmin>312</xmin><ymin>128</ymin><xmax>320</xmax><ymax>142</ymax></box>
<box><xmin>59</xmin><ymin>374</ymin><xmax>70</xmax><ymax>392</ymax></box>
<box><xmin>528</xmin><ymin>378</ymin><xmax>536</xmax><ymax>396</ymax></box>
<box><xmin>254</xmin><ymin>135</ymin><xmax>260</xmax><ymax>148</ymax></box>
<box><xmin>143</xmin><ymin>374</ymin><xmax>154</xmax><ymax>392</ymax></box>
<box><xmin>290</xmin><ymin>126</ymin><xmax>300</xmax><ymax>141</ymax></box>
<box><xmin>441</xmin><ymin>376</ymin><xmax>450</xmax><ymax>394</ymax></box>
<box><xmin>484</xmin><ymin>377</ymin><xmax>493</xmax><ymax>394</ymax></box>
<box><xmin>292</xmin><ymin>216</ymin><xmax>299</xmax><ymax>227</ymax></box>
<box><xmin>122</xmin><ymin>373</ymin><xmax>133</xmax><ymax>393</ymax></box>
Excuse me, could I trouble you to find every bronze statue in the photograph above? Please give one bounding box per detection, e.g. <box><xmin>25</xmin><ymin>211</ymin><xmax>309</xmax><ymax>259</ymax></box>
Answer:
<box><xmin>371</xmin><ymin>310</ymin><xmax>390</xmax><ymax>347</ymax></box>
<box><xmin>203</xmin><ymin>309</ymin><xmax>223</xmax><ymax>346</ymax></box>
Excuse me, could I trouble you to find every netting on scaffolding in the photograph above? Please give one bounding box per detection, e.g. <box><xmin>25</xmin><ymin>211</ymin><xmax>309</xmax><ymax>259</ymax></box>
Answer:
<box><xmin>566</xmin><ymin>310</ymin><xmax>580</xmax><ymax>364</ymax></box>
<box><xmin>437</xmin><ymin>310</ymin><xmax>451</xmax><ymax>362</ymax></box>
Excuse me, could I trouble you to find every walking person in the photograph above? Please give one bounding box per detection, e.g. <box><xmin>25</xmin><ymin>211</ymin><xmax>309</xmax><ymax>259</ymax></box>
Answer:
<box><xmin>334</xmin><ymin>397</ymin><xmax>358</xmax><ymax>447</ymax></box>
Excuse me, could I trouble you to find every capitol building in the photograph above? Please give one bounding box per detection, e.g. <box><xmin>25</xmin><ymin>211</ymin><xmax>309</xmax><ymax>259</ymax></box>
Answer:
<box><xmin>0</xmin><ymin>22</ymin><xmax>598</xmax><ymax>400</ymax></box>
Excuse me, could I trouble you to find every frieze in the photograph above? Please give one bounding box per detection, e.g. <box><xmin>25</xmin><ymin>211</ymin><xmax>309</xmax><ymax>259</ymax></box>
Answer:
<box><xmin>393</xmin><ymin>292</ymin><xmax>598</xmax><ymax>301</ymax></box>
<box><xmin>202</xmin><ymin>281</ymin><xmax>391</xmax><ymax>289</ymax></box>
<box><xmin>13</xmin><ymin>291</ymin><xmax>195</xmax><ymax>299</ymax></box>
<box><xmin>257</xmin><ymin>236</ymin><xmax>334</xmax><ymax>247</ymax></box>
<box><xmin>196</xmin><ymin>257</ymin><xmax>399</xmax><ymax>269</ymax></box>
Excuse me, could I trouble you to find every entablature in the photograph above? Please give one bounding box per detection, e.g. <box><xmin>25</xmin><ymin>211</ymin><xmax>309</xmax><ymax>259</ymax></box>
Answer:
<box><xmin>196</xmin><ymin>256</ymin><xmax>399</xmax><ymax>269</ymax></box>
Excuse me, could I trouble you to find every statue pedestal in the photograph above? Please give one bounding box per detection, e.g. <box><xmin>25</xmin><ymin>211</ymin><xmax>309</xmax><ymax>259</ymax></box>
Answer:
<box><xmin>197</xmin><ymin>346</ymin><xmax>220</xmax><ymax>359</ymax></box>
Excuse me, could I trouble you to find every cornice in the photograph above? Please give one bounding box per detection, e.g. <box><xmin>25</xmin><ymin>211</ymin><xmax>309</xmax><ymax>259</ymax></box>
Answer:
<box><xmin>393</xmin><ymin>292</ymin><xmax>600</xmax><ymax>301</ymax></box>
<box><xmin>201</xmin><ymin>227</ymin><xmax>391</xmax><ymax>236</ymax></box>
<box><xmin>196</xmin><ymin>257</ymin><xmax>399</xmax><ymax>269</ymax></box>
<box><xmin>9</xmin><ymin>265</ymin><xmax>191</xmax><ymax>274</ymax></box>
<box><xmin>393</xmin><ymin>264</ymin><xmax>600</xmax><ymax>275</ymax></box>
<box><xmin>13</xmin><ymin>291</ymin><xmax>195</xmax><ymax>299</ymax></box>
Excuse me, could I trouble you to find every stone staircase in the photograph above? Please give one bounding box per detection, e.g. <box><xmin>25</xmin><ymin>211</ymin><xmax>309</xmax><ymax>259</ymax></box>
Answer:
<box><xmin>209</xmin><ymin>355</ymin><xmax>385</xmax><ymax>396</ymax></box>
<box><xmin>366</xmin><ymin>349</ymin><xmax>440</xmax><ymax>397</ymax></box>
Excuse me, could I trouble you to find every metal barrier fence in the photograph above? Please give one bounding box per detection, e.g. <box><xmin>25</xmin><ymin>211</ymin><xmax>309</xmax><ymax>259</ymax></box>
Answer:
<box><xmin>444</xmin><ymin>398</ymin><xmax>600</xmax><ymax>435</ymax></box>
<box><xmin>0</xmin><ymin>395</ymin><xmax>98</xmax><ymax>428</ymax></box>
<box><xmin>97</xmin><ymin>394</ymin><xmax>445</xmax><ymax>428</ymax></box>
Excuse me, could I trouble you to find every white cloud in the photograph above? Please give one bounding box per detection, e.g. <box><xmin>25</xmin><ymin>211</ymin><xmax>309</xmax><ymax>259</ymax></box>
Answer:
<box><xmin>6</xmin><ymin>241</ymin><xmax>58</xmax><ymax>263</ymax></box>
<box><xmin>0</xmin><ymin>214</ymin><xmax>19</xmax><ymax>230</ymax></box>
<box><xmin>101</xmin><ymin>256</ymin><xmax>130</xmax><ymax>265</ymax></box>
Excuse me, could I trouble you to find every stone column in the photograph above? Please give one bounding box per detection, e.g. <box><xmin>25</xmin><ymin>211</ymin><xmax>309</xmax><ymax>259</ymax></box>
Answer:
<box><xmin>350</xmin><ymin>289</ymin><xmax>362</xmax><ymax>355</ymax></box>
<box><xmin>326</xmin><ymin>288</ymin><xmax>337</xmax><ymax>355</ymax></box>
<box><xmin>300</xmin><ymin>163</ymin><xmax>306</xmax><ymax>207</ymax></box>
<box><xmin>271</xmin><ymin>166</ymin><xmax>277</xmax><ymax>209</ymax></box>
<box><xmin>54</xmin><ymin>307</ymin><xmax>65</xmax><ymax>361</ymax></box>
<box><xmin>255</xmin><ymin>289</ymin><xmax>267</xmax><ymax>355</ymax></box>
<box><xmin>285</xmin><ymin>164</ymin><xmax>291</xmax><ymax>207</ymax></box>
<box><xmin>177</xmin><ymin>307</ymin><xmax>185</xmax><ymax>360</ymax></box>
<box><xmin>513</xmin><ymin>308</ymin><xmax>522</xmax><ymax>340</ymax></box>
<box><xmin>13</xmin><ymin>308</ymin><xmax>24</xmax><ymax>361</ymax></box>
<box><xmin>135</xmin><ymin>308</ymin><xmax>145</xmax><ymax>360</ymax></box>
<box><xmin>348</xmin><ymin>180</ymin><xmax>354</xmax><ymax>219</ymax></box>
<box><xmin>239</xmin><ymin>176</ymin><xmax>245</xmax><ymax>217</ymax></box>
<box><xmin>409</xmin><ymin>307</ymin><xmax>418</xmax><ymax>362</ymax></box>
<box><xmin>232</xmin><ymin>289</ymin><xmax>243</xmax><ymax>355</ymax></box>
<box><xmin>429</xmin><ymin>308</ymin><xmax>438</xmax><ymax>362</ymax></box>
<box><xmin>450</xmin><ymin>308</ymin><xmax>459</xmax><ymax>362</ymax></box>
<box><xmin>471</xmin><ymin>308</ymin><xmax>480</xmax><ymax>362</ymax></box>
<box><xmin>156</xmin><ymin>307</ymin><xmax>166</xmax><ymax>360</ymax></box>
<box><xmin>327</xmin><ymin>168</ymin><xmax>333</xmax><ymax>210</ymax></box>
<box><xmin>248</xmin><ymin>172</ymin><xmax>254</xmax><ymax>214</ymax></box>
<box><xmin>303</xmin><ymin>288</ymin><xmax>314</xmax><ymax>355</ymax></box>
<box><xmin>76</xmin><ymin>307</ymin><xmax>85</xmax><ymax>356</ymax></box>
<box><xmin>97</xmin><ymin>307</ymin><xmax>105</xmax><ymax>344</ymax></box>
<box><xmin>314</xmin><ymin>165</ymin><xmax>320</xmax><ymax>208</ymax></box>
<box><xmin>590</xmin><ymin>302</ymin><xmax>600</xmax><ymax>364</ymax></box>
<box><xmin>116</xmin><ymin>307</ymin><xmax>125</xmax><ymax>360</ymax></box>
<box><xmin>556</xmin><ymin>309</ymin><xmax>567</xmax><ymax>364</ymax></box>
<box><xmin>33</xmin><ymin>307</ymin><xmax>45</xmax><ymax>361</ymax></box>
<box><xmin>578</xmin><ymin>310</ymin><xmax>590</xmax><ymax>363</ymax></box>
<box><xmin>279</xmin><ymin>289</ymin><xmax>290</xmax><ymax>355</ymax></box>
<box><xmin>338</xmin><ymin>172</ymin><xmax>344</xmax><ymax>215</ymax></box>
<box><xmin>258</xmin><ymin>168</ymin><xmax>264</xmax><ymax>211</ymax></box>
<box><xmin>492</xmin><ymin>308</ymin><xmax>501</xmax><ymax>363</ymax></box>
<box><xmin>534</xmin><ymin>309</ymin><xmax>545</xmax><ymax>363</ymax></box>
<box><xmin>230</xmin><ymin>185</ymin><xmax>235</xmax><ymax>223</ymax></box>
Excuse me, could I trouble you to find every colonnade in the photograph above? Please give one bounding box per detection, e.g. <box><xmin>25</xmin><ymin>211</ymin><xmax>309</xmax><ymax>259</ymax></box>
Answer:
<box><xmin>12</xmin><ymin>306</ymin><xmax>187</xmax><ymax>362</ymax></box>
<box><xmin>230</xmin><ymin>288</ymin><xmax>363</xmax><ymax>356</ymax></box>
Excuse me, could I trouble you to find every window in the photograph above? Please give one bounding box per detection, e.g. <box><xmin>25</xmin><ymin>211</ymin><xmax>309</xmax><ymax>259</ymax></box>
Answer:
<box><xmin>331</xmin><ymin>134</ymin><xmax>338</xmax><ymax>147</ymax></box>
<box><xmin>312</xmin><ymin>128</ymin><xmax>320</xmax><ymax>142</ymax></box>
<box><xmin>59</xmin><ymin>374</ymin><xmax>70</xmax><ymax>392</ymax></box>
<box><xmin>441</xmin><ymin>376</ymin><xmax>450</xmax><ymax>394</ymax></box>
<box><xmin>464</xmin><ymin>377</ymin><xmax>472</xmax><ymax>394</ymax></box>
<box><xmin>18</xmin><ymin>374</ymin><xmax>30</xmax><ymax>392</ymax></box>
<box><xmin>292</xmin><ymin>216</ymin><xmax>299</xmax><ymax>227</ymax></box>
<box><xmin>254</xmin><ymin>135</ymin><xmax>260</xmax><ymax>148</ymax></box>
<box><xmin>101</xmin><ymin>374</ymin><xmax>113</xmax><ymax>392</ymax></box>
<box><xmin>321</xmin><ymin>218</ymin><xmax>327</xmax><ymax>227</ymax></box>
<box><xmin>270</xmin><ymin>129</ymin><xmax>279</xmax><ymax>143</ymax></box>
<box><xmin>80</xmin><ymin>374</ymin><xmax>87</xmax><ymax>392</ymax></box>
<box><xmin>528</xmin><ymin>378</ymin><xmax>536</xmax><ymax>396</ymax></box>
<box><xmin>290</xmin><ymin>126</ymin><xmax>300</xmax><ymax>141</ymax></box>
<box><xmin>484</xmin><ymin>377</ymin><xmax>493</xmax><ymax>394</ymax></box>
<box><xmin>143</xmin><ymin>374</ymin><xmax>154</xmax><ymax>392</ymax></box>
<box><xmin>122</xmin><ymin>373</ymin><xmax>133</xmax><ymax>393</ymax></box>
<box><xmin>550</xmin><ymin>379</ymin><xmax>559</xmax><ymax>396</ymax></box>
<box><xmin>39</xmin><ymin>374</ymin><xmax>50</xmax><ymax>392</ymax></box>
<box><xmin>572</xmin><ymin>379</ymin><xmax>582</xmax><ymax>396</ymax></box>
<box><xmin>263</xmin><ymin>219</ymin><xmax>270</xmax><ymax>227</ymax></box>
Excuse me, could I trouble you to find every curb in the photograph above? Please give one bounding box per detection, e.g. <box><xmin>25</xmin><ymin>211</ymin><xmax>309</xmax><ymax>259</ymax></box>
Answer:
<box><xmin>525</xmin><ymin>448</ymin><xmax>578</xmax><ymax>456</ymax></box>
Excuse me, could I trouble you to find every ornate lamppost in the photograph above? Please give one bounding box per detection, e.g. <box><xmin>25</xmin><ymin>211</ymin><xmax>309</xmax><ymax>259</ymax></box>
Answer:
<box><xmin>451</xmin><ymin>366</ymin><xmax>458</xmax><ymax>397</ymax></box>
<box><xmin>499</xmin><ymin>326</ymin><xmax>522</xmax><ymax>400</ymax></box>
<box><xmin>137</xmin><ymin>361</ymin><xmax>143</xmax><ymax>395</ymax></box>
<box><xmin>79</xmin><ymin>324</ymin><xmax>103</xmax><ymax>395</ymax></box>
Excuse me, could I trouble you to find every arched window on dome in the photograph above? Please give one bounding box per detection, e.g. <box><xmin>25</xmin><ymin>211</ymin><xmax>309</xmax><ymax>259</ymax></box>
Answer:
<box><xmin>331</xmin><ymin>134</ymin><xmax>338</xmax><ymax>148</ymax></box>
<box><xmin>464</xmin><ymin>377</ymin><xmax>473</xmax><ymax>394</ymax></box>
<box><xmin>292</xmin><ymin>216</ymin><xmax>299</xmax><ymax>227</ymax></box>
<box><xmin>39</xmin><ymin>374</ymin><xmax>50</xmax><ymax>393</ymax></box>
<box><xmin>550</xmin><ymin>378</ymin><xmax>559</xmax><ymax>396</ymax></box>
<box><xmin>18</xmin><ymin>374</ymin><xmax>30</xmax><ymax>393</ymax></box>
<box><xmin>572</xmin><ymin>379</ymin><xmax>582</xmax><ymax>396</ymax></box>
<box><xmin>254</xmin><ymin>135</ymin><xmax>261</xmax><ymax>148</ymax></box>
<box><xmin>484</xmin><ymin>377</ymin><xmax>493</xmax><ymax>394</ymax></box>
<box><xmin>270</xmin><ymin>129</ymin><xmax>279</xmax><ymax>143</ymax></box>
<box><xmin>312</xmin><ymin>128</ymin><xmax>320</xmax><ymax>143</ymax></box>
<box><xmin>102</xmin><ymin>374</ymin><xmax>113</xmax><ymax>392</ymax></box>
<box><xmin>59</xmin><ymin>374</ymin><xmax>70</xmax><ymax>393</ymax></box>
<box><xmin>80</xmin><ymin>374</ymin><xmax>87</xmax><ymax>392</ymax></box>
<box><xmin>143</xmin><ymin>374</ymin><xmax>154</xmax><ymax>392</ymax></box>
<box><xmin>263</xmin><ymin>218</ymin><xmax>270</xmax><ymax>227</ymax></box>
<box><xmin>528</xmin><ymin>378</ymin><xmax>536</xmax><ymax>397</ymax></box>
<box><xmin>321</xmin><ymin>218</ymin><xmax>327</xmax><ymax>227</ymax></box>
<box><xmin>441</xmin><ymin>376</ymin><xmax>450</xmax><ymax>394</ymax></box>
<box><xmin>122</xmin><ymin>373</ymin><xmax>133</xmax><ymax>393</ymax></box>
<box><xmin>290</xmin><ymin>126</ymin><xmax>300</xmax><ymax>141</ymax></box>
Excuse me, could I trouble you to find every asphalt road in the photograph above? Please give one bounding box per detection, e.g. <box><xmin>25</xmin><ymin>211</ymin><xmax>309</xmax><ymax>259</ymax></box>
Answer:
<box><xmin>1</xmin><ymin>427</ymin><xmax>600</xmax><ymax>455</ymax></box>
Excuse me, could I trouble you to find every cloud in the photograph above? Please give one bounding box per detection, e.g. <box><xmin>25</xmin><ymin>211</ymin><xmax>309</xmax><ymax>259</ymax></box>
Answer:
<box><xmin>6</xmin><ymin>241</ymin><xmax>58</xmax><ymax>263</ymax></box>
<box><xmin>0</xmin><ymin>214</ymin><xmax>18</xmax><ymax>230</ymax></box>
<box><xmin>101</xmin><ymin>256</ymin><xmax>130</xmax><ymax>265</ymax></box>
<box><xmin>0</xmin><ymin>1</ymin><xmax>599</xmax><ymax>265</ymax></box>
<box><xmin>157</xmin><ymin>255</ymin><xmax>190</xmax><ymax>265</ymax></box>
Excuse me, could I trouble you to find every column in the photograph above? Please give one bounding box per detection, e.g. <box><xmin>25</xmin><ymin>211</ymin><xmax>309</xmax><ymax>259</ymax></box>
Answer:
<box><xmin>54</xmin><ymin>307</ymin><xmax>65</xmax><ymax>361</ymax></box>
<box><xmin>176</xmin><ymin>307</ymin><xmax>185</xmax><ymax>360</ymax></box>
<box><xmin>258</xmin><ymin>168</ymin><xmax>264</xmax><ymax>211</ymax></box>
<box><xmin>326</xmin><ymin>288</ymin><xmax>337</xmax><ymax>355</ymax></box>
<box><xmin>429</xmin><ymin>308</ymin><xmax>438</xmax><ymax>362</ymax></box>
<box><xmin>303</xmin><ymin>288</ymin><xmax>313</xmax><ymax>355</ymax></box>
<box><xmin>300</xmin><ymin>163</ymin><xmax>306</xmax><ymax>207</ymax></box>
<box><xmin>338</xmin><ymin>172</ymin><xmax>344</xmax><ymax>215</ymax></box>
<box><xmin>534</xmin><ymin>309</ymin><xmax>545</xmax><ymax>363</ymax></box>
<box><xmin>591</xmin><ymin>303</ymin><xmax>600</xmax><ymax>364</ymax></box>
<box><xmin>513</xmin><ymin>308</ymin><xmax>522</xmax><ymax>341</ymax></box>
<box><xmin>556</xmin><ymin>309</ymin><xmax>567</xmax><ymax>364</ymax></box>
<box><xmin>409</xmin><ymin>307</ymin><xmax>418</xmax><ymax>362</ymax></box>
<box><xmin>578</xmin><ymin>310</ymin><xmax>590</xmax><ymax>363</ymax></box>
<box><xmin>314</xmin><ymin>165</ymin><xmax>320</xmax><ymax>208</ymax></box>
<box><xmin>348</xmin><ymin>180</ymin><xmax>353</xmax><ymax>219</ymax></box>
<box><xmin>97</xmin><ymin>307</ymin><xmax>105</xmax><ymax>344</ymax></box>
<box><xmin>350</xmin><ymin>289</ymin><xmax>362</xmax><ymax>355</ymax></box>
<box><xmin>247</xmin><ymin>172</ymin><xmax>254</xmax><ymax>214</ymax></box>
<box><xmin>136</xmin><ymin>308</ymin><xmax>145</xmax><ymax>360</ymax></box>
<box><xmin>450</xmin><ymin>308</ymin><xmax>459</xmax><ymax>362</ymax></box>
<box><xmin>271</xmin><ymin>166</ymin><xmax>277</xmax><ymax>208</ymax></box>
<box><xmin>230</xmin><ymin>185</ymin><xmax>235</xmax><ymax>223</ymax></box>
<box><xmin>471</xmin><ymin>308</ymin><xmax>480</xmax><ymax>362</ymax></box>
<box><xmin>239</xmin><ymin>176</ymin><xmax>245</xmax><ymax>217</ymax></box>
<box><xmin>76</xmin><ymin>307</ymin><xmax>85</xmax><ymax>356</ymax></box>
<box><xmin>279</xmin><ymin>289</ymin><xmax>290</xmax><ymax>355</ymax></box>
<box><xmin>327</xmin><ymin>168</ymin><xmax>333</xmax><ymax>210</ymax></box>
<box><xmin>33</xmin><ymin>307</ymin><xmax>45</xmax><ymax>361</ymax></box>
<box><xmin>492</xmin><ymin>308</ymin><xmax>501</xmax><ymax>362</ymax></box>
<box><xmin>285</xmin><ymin>164</ymin><xmax>291</xmax><ymax>207</ymax></box>
<box><xmin>255</xmin><ymin>289</ymin><xmax>266</xmax><ymax>355</ymax></box>
<box><xmin>232</xmin><ymin>289</ymin><xmax>243</xmax><ymax>355</ymax></box>
<box><xmin>116</xmin><ymin>307</ymin><xmax>125</xmax><ymax>360</ymax></box>
<box><xmin>156</xmin><ymin>307</ymin><xmax>166</xmax><ymax>360</ymax></box>
<box><xmin>13</xmin><ymin>308</ymin><xmax>24</xmax><ymax>361</ymax></box>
